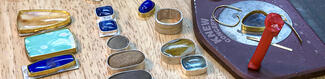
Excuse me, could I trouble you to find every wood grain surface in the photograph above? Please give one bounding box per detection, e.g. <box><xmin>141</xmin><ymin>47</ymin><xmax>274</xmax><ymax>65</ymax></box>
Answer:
<box><xmin>0</xmin><ymin>0</ymin><xmax>322</xmax><ymax>79</ymax></box>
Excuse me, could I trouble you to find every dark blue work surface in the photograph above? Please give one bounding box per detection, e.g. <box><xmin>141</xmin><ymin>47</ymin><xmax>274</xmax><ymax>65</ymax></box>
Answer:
<box><xmin>290</xmin><ymin>0</ymin><xmax>325</xmax><ymax>43</ymax></box>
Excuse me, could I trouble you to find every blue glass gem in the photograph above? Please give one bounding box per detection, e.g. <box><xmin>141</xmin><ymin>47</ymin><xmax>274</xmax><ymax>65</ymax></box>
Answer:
<box><xmin>28</xmin><ymin>55</ymin><xmax>75</xmax><ymax>73</ymax></box>
<box><xmin>99</xmin><ymin>20</ymin><xmax>118</xmax><ymax>31</ymax></box>
<box><xmin>243</xmin><ymin>13</ymin><xmax>266</xmax><ymax>27</ymax></box>
<box><xmin>138</xmin><ymin>0</ymin><xmax>155</xmax><ymax>13</ymax></box>
<box><xmin>182</xmin><ymin>56</ymin><xmax>207</xmax><ymax>71</ymax></box>
<box><xmin>96</xmin><ymin>6</ymin><xmax>114</xmax><ymax>17</ymax></box>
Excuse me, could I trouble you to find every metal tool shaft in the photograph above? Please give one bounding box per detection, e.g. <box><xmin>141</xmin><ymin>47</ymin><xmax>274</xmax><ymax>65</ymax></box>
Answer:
<box><xmin>246</xmin><ymin>36</ymin><xmax>293</xmax><ymax>51</ymax></box>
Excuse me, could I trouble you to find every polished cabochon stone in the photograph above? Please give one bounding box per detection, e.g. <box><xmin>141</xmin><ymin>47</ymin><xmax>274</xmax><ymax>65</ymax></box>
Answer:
<box><xmin>17</xmin><ymin>10</ymin><xmax>71</xmax><ymax>36</ymax></box>
<box><xmin>25</xmin><ymin>29</ymin><xmax>76</xmax><ymax>61</ymax></box>
<box><xmin>138</xmin><ymin>0</ymin><xmax>155</xmax><ymax>13</ymax></box>
<box><xmin>28</xmin><ymin>55</ymin><xmax>75</xmax><ymax>73</ymax></box>
<box><xmin>99</xmin><ymin>20</ymin><xmax>118</xmax><ymax>31</ymax></box>
<box><xmin>162</xmin><ymin>39</ymin><xmax>195</xmax><ymax>57</ymax></box>
<box><xmin>96</xmin><ymin>6</ymin><xmax>114</xmax><ymax>17</ymax></box>
<box><xmin>181</xmin><ymin>55</ymin><xmax>207</xmax><ymax>71</ymax></box>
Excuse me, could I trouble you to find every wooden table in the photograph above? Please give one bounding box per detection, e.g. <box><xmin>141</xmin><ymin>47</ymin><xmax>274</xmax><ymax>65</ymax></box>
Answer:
<box><xmin>0</xmin><ymin>0</ymin><xmax>322</xmax><ymax>79</ymax></box>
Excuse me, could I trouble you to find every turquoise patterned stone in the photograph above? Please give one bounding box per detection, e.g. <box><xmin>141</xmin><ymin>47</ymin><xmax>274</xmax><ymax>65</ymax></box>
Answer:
<box><xmin>25</xmin><ymin>29</ymin><xmax>76</xmax><ymax>61</ymax></box>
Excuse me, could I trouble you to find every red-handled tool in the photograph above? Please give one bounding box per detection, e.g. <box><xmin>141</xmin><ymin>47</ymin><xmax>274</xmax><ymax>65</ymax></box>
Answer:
<box><xmin>248</xmin><ymin>13</ymin><xmax>285</xmax><ymax>70</ymax></box>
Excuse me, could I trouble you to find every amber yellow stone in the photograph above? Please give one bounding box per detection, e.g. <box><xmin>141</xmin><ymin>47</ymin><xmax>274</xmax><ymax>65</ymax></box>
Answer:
<box><xmin>162</xmin><ymin>39</ymin><xmax>195</xmax><ymax>56</ymax></box>
<box><xmin>17</xmin><ymin>10</ymin><xmax>71</xmax><ymax>36</ymax></box>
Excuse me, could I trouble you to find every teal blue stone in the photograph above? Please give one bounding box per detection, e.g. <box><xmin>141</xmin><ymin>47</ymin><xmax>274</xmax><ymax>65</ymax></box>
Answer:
<box><xmin>25</xmin><ymin>29</ymin><xmax>76</xmax><ymax>57</ymax></box>
<box><xmin>182</xmin><ymin>56</ymin><xmax>207</xmax><ymax>71</ymax></box>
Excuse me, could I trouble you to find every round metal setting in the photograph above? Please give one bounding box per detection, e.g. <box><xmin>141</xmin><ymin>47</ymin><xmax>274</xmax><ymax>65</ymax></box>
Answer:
<box><xmin>95</xmin><ymin>6</ymin><xmax>115</xmax><ymax>20</ymax></box>
<box><xmin>160</xmin><ymin>38</ymin><xmax>195</xmax><ymax>64</ymax></box>
<box><xmin>107</xmin><ymin>50</ymin><xmax>145</xmax><ymax>72</ymax></box>
<box><xmin>241</xmin><ymin>10</ymin><xmax>268</xmax><ymax>35</ymax></box>
<box><xmin>155</xmin><ymin>8</ymin><xmax>183</xmax><ymax>35</ymax></box>
<box><xmin>107</xmin><ymin>35</ymin><xmax>130</xmax><ymax>51</ymax></box>
<box><xmin>218</xmin><ymin>1</ymin><xmax>292</xmax><ymax>46</ymax></box>
<box><xmin>108</xmin><ymin>70</ymin><xmax>152</xmax><ymax>79</ymax></box>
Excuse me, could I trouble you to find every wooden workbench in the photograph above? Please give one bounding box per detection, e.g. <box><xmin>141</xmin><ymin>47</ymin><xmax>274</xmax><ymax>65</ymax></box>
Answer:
<box><xmin>0</xmin><ymin>0</ymin><xmax>323</xmax><ymax>79</ymax></box>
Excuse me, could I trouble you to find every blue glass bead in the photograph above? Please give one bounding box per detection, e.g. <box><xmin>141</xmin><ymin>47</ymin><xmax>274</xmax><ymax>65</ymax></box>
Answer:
<box><xmin>96</xmin><ymin>6</ymin><xmax>114</xmax><ymax>17</ymax></box>
<box><xmin>99</xmin><ymin>20</ymin><xmax>118</xmax><ymax>31</ymax></box>
<box><xmin>138</xmin><ymin>0</ymin><xmax>155</xmax><ymax>13</ymax></box>
<box><xmin>28</xmin><ymin>55</ymin><xmax>75</xmax><ymax>73</ymax></box>
<box><xmin>182</xmin><ymin>56</ymin><xmax>207</xmax><ymax>71</ymax></box>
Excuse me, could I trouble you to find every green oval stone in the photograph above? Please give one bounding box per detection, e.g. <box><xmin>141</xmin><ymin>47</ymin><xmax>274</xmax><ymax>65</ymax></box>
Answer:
<box><xmin>162</xmin><ymin>39</ymin><xmax>195</xmax><ymax>56</ymax></box>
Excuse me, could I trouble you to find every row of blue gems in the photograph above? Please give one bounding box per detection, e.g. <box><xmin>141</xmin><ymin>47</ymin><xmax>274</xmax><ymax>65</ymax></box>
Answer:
<box><xmin>95</xmin><ymin>5</ymin><xmax>119</xmax><ymax>37</ymax></box>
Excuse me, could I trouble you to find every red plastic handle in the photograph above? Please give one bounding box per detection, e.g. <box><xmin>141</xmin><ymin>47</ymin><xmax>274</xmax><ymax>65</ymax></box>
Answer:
<box><xmin>248</xmin><ymin>13</ymin><xmax>284</xmax><ymax>70</ymax></box>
